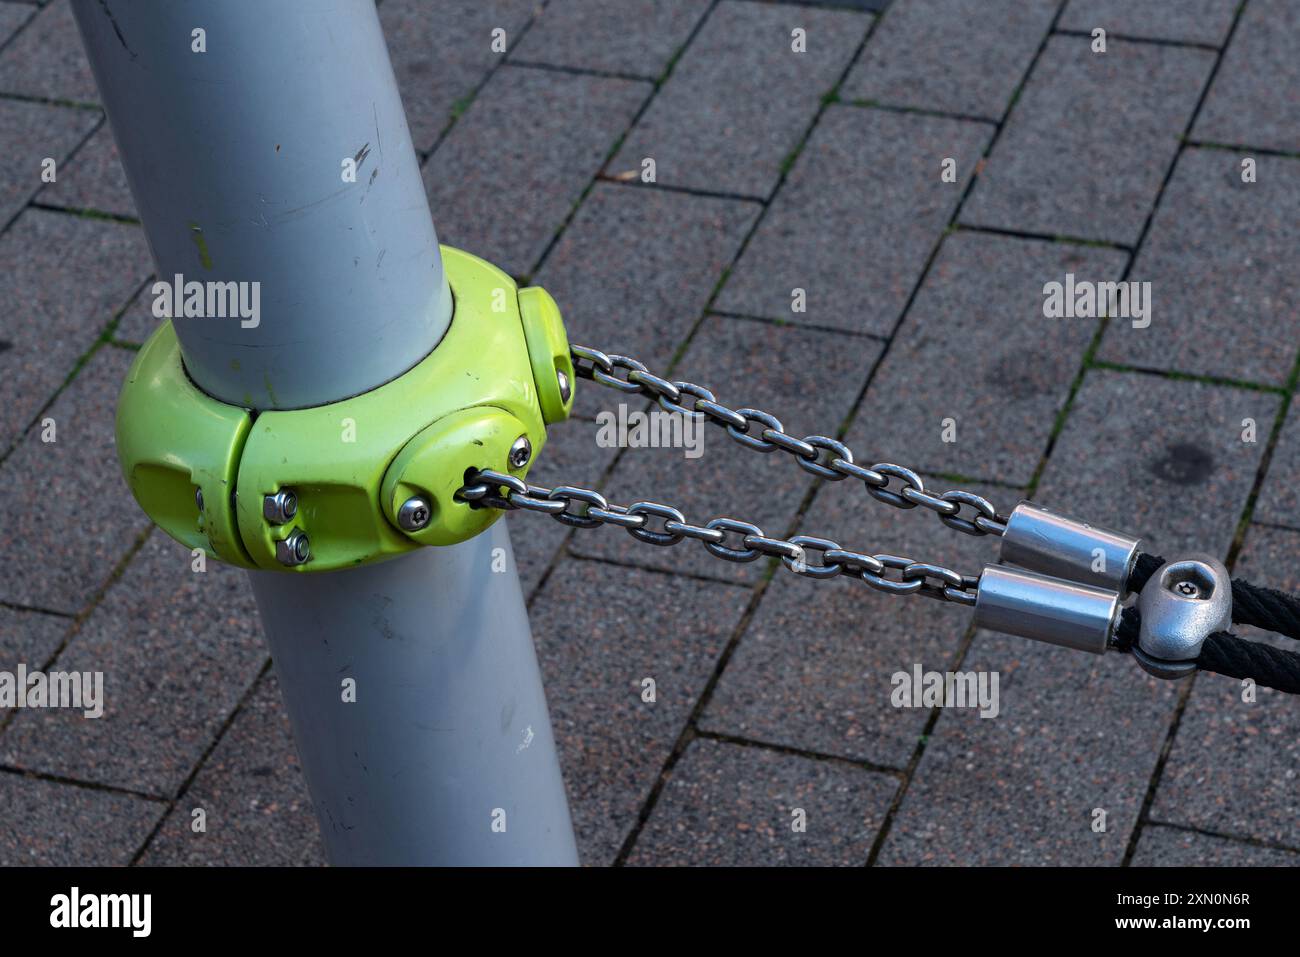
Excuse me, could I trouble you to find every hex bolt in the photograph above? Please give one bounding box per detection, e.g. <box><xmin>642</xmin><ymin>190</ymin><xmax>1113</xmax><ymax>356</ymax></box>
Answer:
<box><xmin>263</xmin><ymin>488</ymin><xmax>299</xmax><ymax>525</ymax></box>
<box><xmin>557</xmin><ymin>368</ymin><xmax>571</xmax><ymax>404</ymax></box>
<box><xmin>509</xmin><ymin>434</ymin><xmax>532</xmax><ymax>469</ymax></box>
<box><xmin>398</xmin><ymin>496</ymin><xmax>432</xmax><ymax>531</ymax></box>
<box><xmin>276</xmin><ymin>530</ymin><xmax>311</xmax><ymax>566</ymax></box>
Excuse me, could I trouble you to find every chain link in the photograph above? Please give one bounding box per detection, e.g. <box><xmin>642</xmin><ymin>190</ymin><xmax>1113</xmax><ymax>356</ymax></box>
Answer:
<box><xmin>458</xmin><ymin>470</ymin><xmax>980</xmax><ymax>606</ymax></box>
<box><xmin>570</xmin><ymin>344</ymin><xmax>1009</xmax><ymax>538</ymax></box>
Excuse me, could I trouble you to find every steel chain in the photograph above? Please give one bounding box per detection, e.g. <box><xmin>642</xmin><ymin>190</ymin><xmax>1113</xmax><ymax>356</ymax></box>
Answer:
<box><xmin>569</xmin><ymin>344</ymin><xmax>1009</xmax><ymax>538</ymax></box>
<box><xmin>458</xmin><ymin>470</ymin><xmax>980</xmax><ymax>607</ymax></box>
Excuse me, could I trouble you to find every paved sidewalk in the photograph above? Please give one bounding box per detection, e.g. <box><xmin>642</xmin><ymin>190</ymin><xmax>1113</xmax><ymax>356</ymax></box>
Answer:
<box><xmin>1</xmin><ymin>0</ymin><xmax>1298</xmax><ymax>866</ymax></box>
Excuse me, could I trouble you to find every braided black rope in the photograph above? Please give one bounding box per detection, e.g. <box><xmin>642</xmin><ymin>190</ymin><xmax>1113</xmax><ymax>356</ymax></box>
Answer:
<box><xmin>1131</xmin><ymin>552</ymin><xmax>1300</xmax><ymax>644</ymax></box>
<box><xmin>1115</xmin><ymin>606</ymin><xmax>1300</xmax><ymax>695</ymax></box>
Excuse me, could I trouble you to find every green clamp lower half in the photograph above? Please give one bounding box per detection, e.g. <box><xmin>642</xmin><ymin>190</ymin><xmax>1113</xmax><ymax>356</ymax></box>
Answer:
<box><xmin>115</xmin><ymin>246</ymin><xmax>574</xmax><ymax>572</ymax></box>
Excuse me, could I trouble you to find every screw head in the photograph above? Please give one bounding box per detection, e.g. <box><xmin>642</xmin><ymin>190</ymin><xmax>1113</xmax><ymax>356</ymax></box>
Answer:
<box><xmin>263</xmin><ymin>489</ymin><xmax>298</xmax><ymax>525</ymax></box>
<box><xmin>195</xmin><ymin>488</ymin><xmax>204</xmax><ymax>512</ymax></box>
<box><xmin>276</xmin><ymin>530</ymin><xmax>311</xmax><ymax>566</ymax></box>
<box><xmin>509</xmin><ymin>434</ymin><xmax>532</xmax><ymax>469</ymax></box>
<box><xmin>557</xmin><ymin>368</ymin><xmax>571</xmax><ymax>404</ymax></box>
<box><xmin>1174</xmin><ymin>580</ymin><xmax>1201</xmax><ymax>599</ymax></box>
<box><xmin>397</xmin><ymin>496</ymin><xmax>432</xmax><ymax>531</ymax></box>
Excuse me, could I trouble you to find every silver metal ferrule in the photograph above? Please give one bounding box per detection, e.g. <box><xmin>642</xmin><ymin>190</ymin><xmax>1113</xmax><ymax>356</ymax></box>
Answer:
<box><xmin>999</xmin><ymin>501</ymin><xmax>1141</xmax><ymax>594</ymax></box>
<box><xmin>974</xmin><ymin>565</ymin><xmax>1121</xmax><ymax>655</ymax></box>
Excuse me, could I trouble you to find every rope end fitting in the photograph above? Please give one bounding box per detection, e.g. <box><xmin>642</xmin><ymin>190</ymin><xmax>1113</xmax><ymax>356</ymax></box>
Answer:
<box><xmin>1132</xmin><ymin>554</ymin><xmax>1232</xmax><ymax>679</ymax></box>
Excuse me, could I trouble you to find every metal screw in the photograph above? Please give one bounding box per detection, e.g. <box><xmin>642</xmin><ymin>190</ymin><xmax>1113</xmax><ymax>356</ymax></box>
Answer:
<box><xmin>1174</xmin><ymin>580</ymin><xmax>1201</xmax><ymax>599</ymax></box>
<box><xmin>509</xmin><ymin>434</ymin><xmax>532</xmax><ymax>469</ymax></box>
<box><xmin>276</xmin><ymin>530</ymin><xmax>311</xmax><ymax>566</ymax></box>
<box><xmin>557</xmin><ymin>368</ymin><xmax>571</xmax><ymax>404</ymax></box>
<box><xmin>263</xmin><ymin>488</ymin><xmax>298</xmax><ymax>524</ymax></box>
<box><xmin>398</xmin><ymin>496</ymin><xmax>431</xmax><ymax>531</ymax></box>
<box><xmin>195</xmin><ymin>487</ymin><xmax>204</xmax><ymax>511</ymax></box>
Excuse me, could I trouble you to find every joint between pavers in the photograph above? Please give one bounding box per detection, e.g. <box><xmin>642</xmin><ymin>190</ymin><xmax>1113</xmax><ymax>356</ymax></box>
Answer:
<box><xmin>0</xmin><ymin>765</ymin><xmax>170</xmax><ymax>805</ymax></box>
<box><xmin>694</xmin><ymin>728</ymin><xmax>910</xmax><ymax>778</ymax></box>
<box><xmin>1052</xmin><ymin>28</ymin><xmax>1223</xmax><ymax>54</ymax></box>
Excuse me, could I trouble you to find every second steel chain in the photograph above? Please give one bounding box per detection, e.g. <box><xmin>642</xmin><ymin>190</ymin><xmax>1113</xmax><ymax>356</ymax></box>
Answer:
<box><xmin>569</xmin><ymin>344</ymin><xmax>1009</xmax><ymax>538</ymax></box>
<box><xmin>458</xmin><ymin>469</ymin><xmax>980</xmax><ymax>606</ymax></box>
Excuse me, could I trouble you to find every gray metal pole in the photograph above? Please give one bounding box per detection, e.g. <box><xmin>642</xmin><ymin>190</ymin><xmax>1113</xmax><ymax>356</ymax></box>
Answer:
<box><xmin>74</xmin><ymin>0</ymin><xmax>578</xmax><ymax>865</ymax></box>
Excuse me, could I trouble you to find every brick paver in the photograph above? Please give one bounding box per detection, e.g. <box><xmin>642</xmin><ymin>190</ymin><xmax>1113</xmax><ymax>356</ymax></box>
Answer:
<box><xmin>610</xmin><ymin>1</ymin><xmax>872</xmax><ymax>198</ymax></box>
<box><xmin>845</xmin><ymin>230</ymin><xmax>1127</xmax><ymax>486</ymax></box>
<box><xmin>423</xmin><ymin>65</ymin><xmax>650</xmax><ymax>276</ymax></box>
<box><xmin>1059</xmin><ymin>0</ymin><xmax>1239</xmax><ymax>47</ymax></box>
<box><xmin>0</xmin><ymin>0</ymin><xmax>1295</xmax><ymax>870</ymax></box>
<box><xmin>0</xmin><ymin>772</ymin><xmax>164</xmax><ymax>866</ymax></box>
<box><xmin>961</xmin><ymin>36</ymin><xmax>1215</xmax><ymax>245</ymax></box>
<box><xmin>531</xmin><ymin>182</ymin><xmax>760</xmax><ymax>419</ymax></box>
<box><xmin>0</xmin><ymin>347</ymin><xmax>149</xmax><ymax>614</ymax></box>
<box><xmin>0</xmin><ymin>530</ymin><xmax>267</xmax><ymax>797</ymax></box>
<box><xmin>0</xmin><ymin>98</ymin><xmax>97</xmax><ymax>226</ymax></box>
<box><xmin>716</xmin><ymin>105</ymin><xmax>991</xmax><ymax>334</ymax></box>
<box><xmin>0</xmin><ymin>209</ymin><xmax>149</xmax><ymax>451</ymax></box>
<box><xmin>1194</xmin><ymin>0</ymin><xmax>1300</xmax><ymax>153</ymax></box>
<box><xmin>841</xmin><ymin>0</ymin><xmax>1057</xmax><ymax>120</ymax></box>
<box><xmin>1149</xmin><ymin>526</ymin><xmax>1300</xmax><ymax>849</ymax></box>
<box><xmin>36</xmin><ymin>120</ymin><xmax>136</xmax><ymax>218</ymax></box>
<box><xmin>1132</xmin><ymin>825</ymin><xmax>1300</xmax><ymax>866</ymax></box>
<box><xmin>529</xmin><ymin>558</ymin><xmax>751</xmax><ymax>864</ymax></box>
<box><xmin>138</xmin><ymin>672</ymin><xmax>325</xmax><ymax>867</ymax></box>
<box><xmin>1034</xmin><ymin>370</ymin><xmax>1278</xmax><ymax>559</ymax></box>
<box><xmin>379</xmin><ymin>0</ymin><xmax>537</xmax><ymax>154</ymax></box>
<box><xmin>0</xmin><ymin>0</ymin><xmax>95</xmax><ymax>103</ymax></box>
<box><xmin>569</xmin><ymin>314</ymin><xmax>881</xmax><ymax>582</ymax></box>
<box><xmin>511</xmin><ymin>0</ymin><xmax>711</xmax><ymax>79</ymax></box>
<box><xmin>625</xmin><ymin>737</ymin><xmax>898</xmax><ymax>865</ymax></box>
<box><xmin>701</xmin><ymin>478</ymin><xmax>1006</xmax><ymax>769</ymax></box>
<box><xmin>1098</xmin><ymin>149</ymin><xmax>1300</xmax><ymax>386</ymax></box>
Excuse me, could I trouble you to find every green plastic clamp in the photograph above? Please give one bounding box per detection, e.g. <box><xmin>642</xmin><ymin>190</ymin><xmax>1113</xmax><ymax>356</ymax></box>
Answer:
<box><xmin>115</xmin><ymin>245</ymin><xmax>574</xmax><ymax>572</ymax></box>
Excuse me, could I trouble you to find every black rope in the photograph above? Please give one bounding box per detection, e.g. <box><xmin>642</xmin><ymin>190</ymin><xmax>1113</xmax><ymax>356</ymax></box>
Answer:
<box><xmin>1115</xmin><ymin>606</ymin><xmax>1300</xmax><ymax>695</ymax></box>
<box><xmin>1132</xmin><ymin>552</ymin><xmax>1300</xmax><ymax>644</ymax></box>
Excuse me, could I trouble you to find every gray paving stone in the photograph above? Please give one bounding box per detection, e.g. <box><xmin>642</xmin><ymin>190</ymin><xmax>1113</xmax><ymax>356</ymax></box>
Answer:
<box><xmin>112</xmin><ymin>282</ymin><xmax>158</xmax><ymax>345</ymax></box>
<box><xmin>625</xmin><ymin>737</ymin><xmax>897</xmax><ymax>865</ymax></box>
<box><xmin>0</xmin><ymin>208</ymin><xmax>150</xmax><ymax>451</ymax></box>
<box><xmin>0</xmin><ymin>529</ymin><xmax>268</xmax><ymax>797</ymax></box>
<box><xmin>1255</xmin><ymin>410</ymin><xmax>1300</xmax><ymax>532</ymax></box>
<box><xmin>701</xmin><ymin>478</ymin><xmax>1006</xmax><ymax>768</ymax></box>
<box><xmin>846</xmin><ymin>230</ymin><xmax>1126</xmax><ymax>486</ymax></box>
<box><xmin>716</xmin><ymin>106</ymin><xmax>991</xmax><ymax>334</ymax></box>
<box><xmin>424</xmin><ymin>65</ymin><xmax>649</xmax><ymax>276</ymax></box>
<box><xmin>507</xmin><ymin>418</ymin><xmax>621</xmax><ymax>598</ymax></box>
<box><xmin>139</xmin><ymin>671</ymin><xmax>325</xmax><ymax>866</ymax></box>
<box><xmin>877</xmin><ymin>623</ymin><xmax>1177</xmax><ymax>865</ymax></box>
<box><xmin>379</xmin><ymin>0</ymin><xmax>537</xmax><ymax>153</ymax></box>
<box><xmin>531</xmin><ymin>182</ymin><xmax>761</xmax><ymax>419</ymax></box>
<box><xmin>1098</xmin><ymin>150</ymin><xmax>1300</xmax><ymax>386</ymax></box>
<box><xmin>875</xmin><ymin>372</ymin><xmax>1277</xmax><ymax>865</ymax></box>
<box><xmin>0</xmin><ymin>3</ymin><xmax>35</xmax><ymax>47</ymax></box>
<box><xmin>0</xmin><ymin>772</ymin><xmax>165</xmax><ymax>865</ymax></box>
<box><xmin>1034</xmin><ymin>370</ymin><xmax>1279</xmax><ymax>560</ymax></box>
<box><xmin>1194</xmin><ymin>0</ymin><xmax>1300</xmax><ymax>153</ymax></box>
<box><xmin>0</xmin><ymin>99</ymin><xmax>96</xmax><ymax>232</ymax></box>
<box><xmin>961</xmin><ymin>36</ymin><xmax>1215</xmax><ymax>246</ymax></box>
<box><xmin>0</xmin><ymin>0</ymin><xmax>96</xmax><ymax>103</ymax></box>
<box><xmin>841</xmin><ymin>0</ymin><xmax>1057</xmax><ymax>120</ymax></box>
<box><xmin>529</xmin><ymin>557</ymin><xmax>751</xmax><ymax>864</ymax></box>
<box><xmin>609</xmin><ymin>1</ymin><xmax>871</xmax><ymax>198</ymax></box>
<box><xmin>569</xmin><ymin>314</ymin><xmax>881</xmax><ymax>582</ymax></box>
<box><xmin>1132</xmin><ymin>824</ymin><xmax>1300</xmax><ymax>866</ymax></box>
<box><xmin>36</xmin><ymin>119</ymin><xmax>136</xmax><ymax>218</ymax></box>
<box><xmin>1149</xmin><ymin>525</ymin><xmax>1300</xmax><ymax>849</ymax></box>
<box><xmin>1060</xmin><ymin>0</ymin><xmax>1239</xmax><ymax>47</ymax></box>
<box><xmin>0</xmin><ymin>607</ymin><xmax>68</xmax><ymax>722</ymax></box>
<box><xmin>511</xmin><ymin>0</ymin><xmax>710</xmax><ymax>79</ymax></box>
<box><xmin>0</xmin><ymin>347</ymin><xmax>150</xmax><ymax>614</ymax></box>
